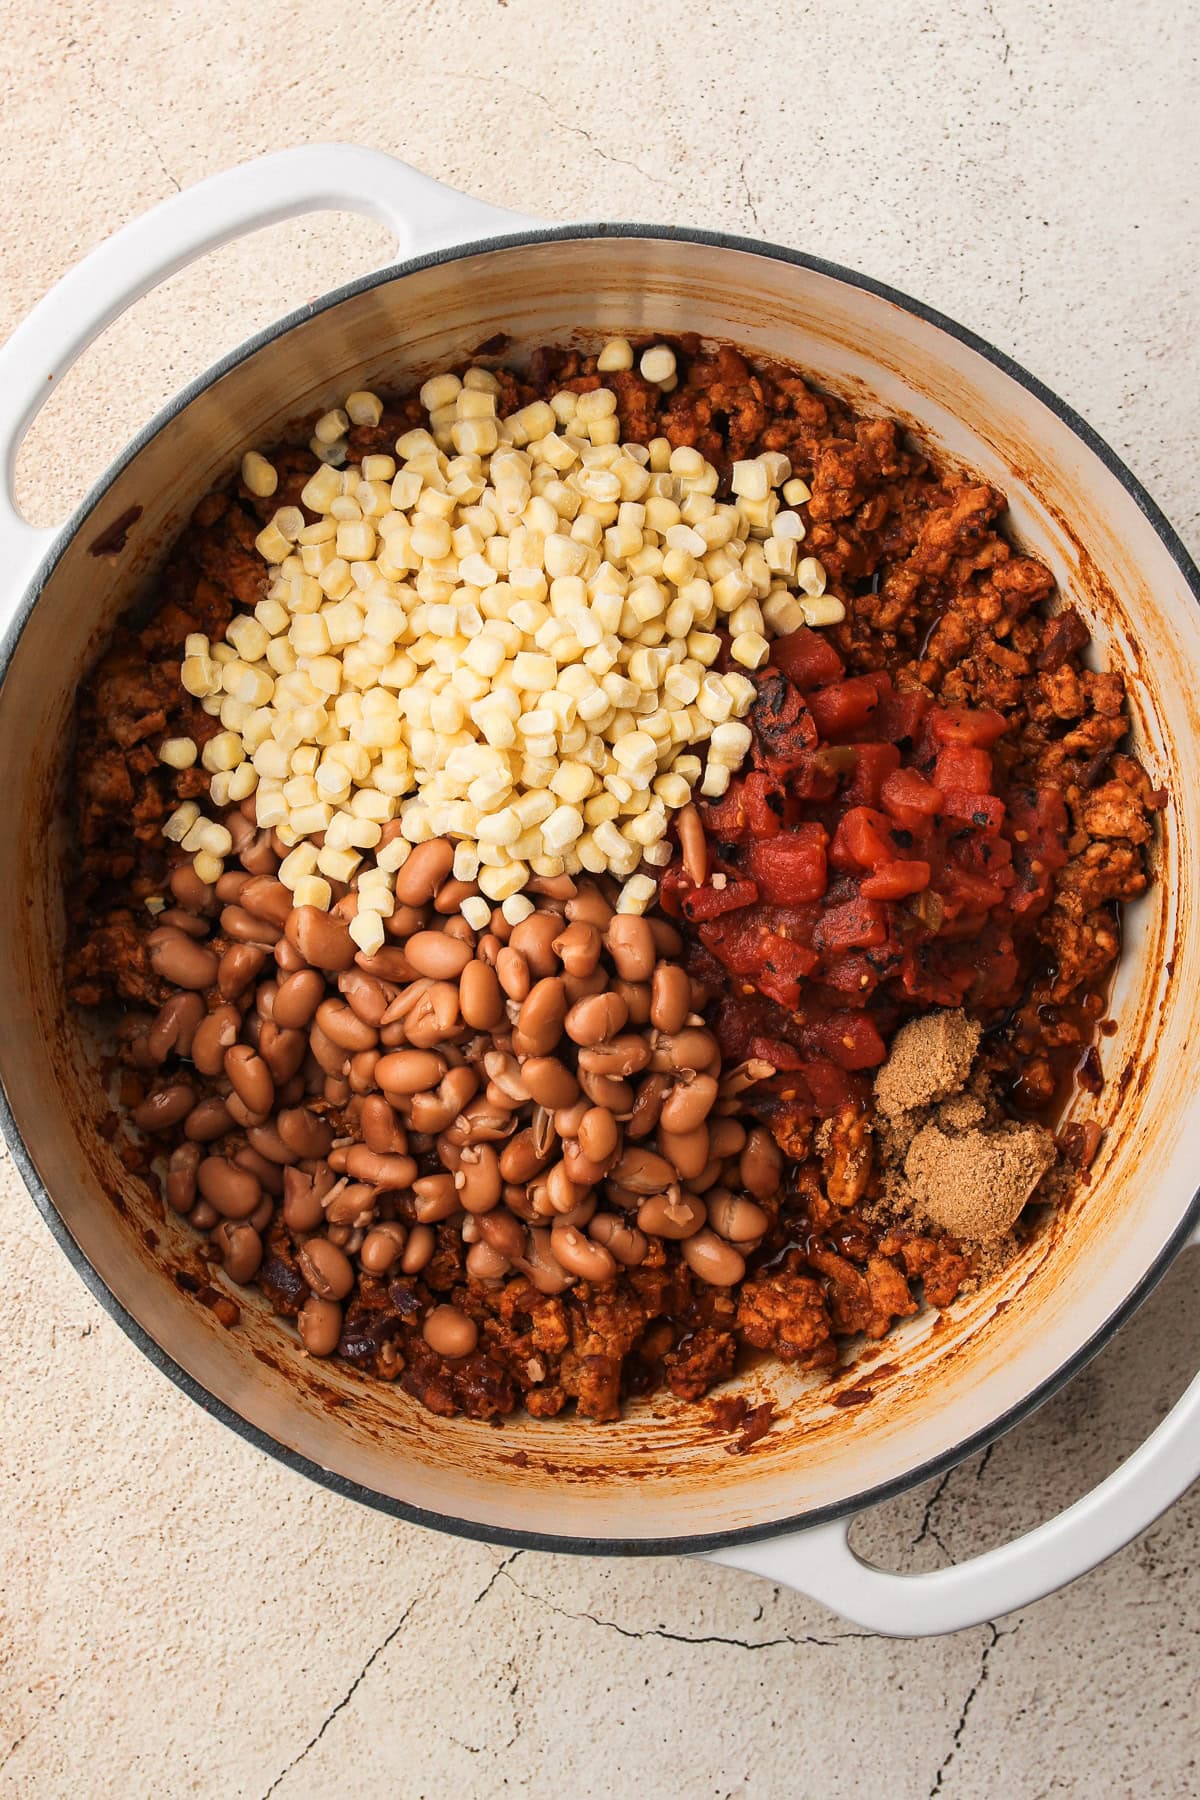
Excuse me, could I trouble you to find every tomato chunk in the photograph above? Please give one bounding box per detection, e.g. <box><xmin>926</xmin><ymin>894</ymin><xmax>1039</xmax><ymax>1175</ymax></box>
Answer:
<box><xmin>749</xmin><ymin>825</ymin><xmax>828</xmax><ymax>904</ymax></box>
<box><xmin>874</xmin><ymin>688</ymin><xmax>931</xmax><ymax>743</ymax></box>
<box><xmin>847</xmin><ymin>743</ymin><xmax>902</xmax><ymax>808</ymax></box>
<box><xmin>742</xmin><ymin>771</ymin><xmax>784</xmax><ymax>837</ymax></box>
<box><xmin>808</xmin><ymin>675</ymin><xmax>884</xmax><ymax>740</ymax></box>
<box><xmin>930</xmin><ymin>705</ymin><xmax>1008</xmax><ymax>748</ymax></box>
<box><xmin>813</xmin><ymin>895</ymin><xmax>888</xmax><ymax>950</ymax></box>
<box><xmin>841</xmin><ymin>806</ymin><xmax>896</xmax><ymax>870</ymax></box>
<box><xmin>881</xmin><ymin>766</ymin><xmax>944</xmax><ymax>824</ymax></box>
<box><xmin>934</xmin><ymin>745</ymin><xmax>993</xmax><ymax>793</ymax></box>
<box><xmin>806</xmin><ymin>1012</ymin><xmax>888</xmax><ymax>1070</ymax></box>
<box><xmin>679</xmin><ymin>876</ymin><xmax>760</xmax><ymax>921</ymax></box>
<box><xmin>771</xmin><ymin>625</ymin><xmax>845</xmax><ymax>689</ymax></box>
<box><xmin>941</xmin><ymin>789</ymin><xmax>1006</xmax><ymax>833</ymax></box>
<box><xmin>861</xmin><ymin>859</ymin><xmax>932</xmax><ymax>899</ymax></box>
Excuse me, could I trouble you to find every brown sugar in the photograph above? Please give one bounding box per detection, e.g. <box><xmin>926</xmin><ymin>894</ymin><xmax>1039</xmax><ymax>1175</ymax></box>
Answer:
<box><xmin>904</xmin><ymin>1119</ymin><xmax>1057</xmax><ymax>1241</ymax></box>
<box><xmin>873</xmin><ymin>1010</ymin><xmax>982</xmax><ymax>1120</ymax></box>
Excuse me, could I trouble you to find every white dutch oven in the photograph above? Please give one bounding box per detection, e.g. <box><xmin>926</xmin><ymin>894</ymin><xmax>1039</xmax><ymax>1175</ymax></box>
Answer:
<box><xmin>1</xmin><ymin>146</ymin><xmax>1198</xmax><ymax>1639</ymax></box>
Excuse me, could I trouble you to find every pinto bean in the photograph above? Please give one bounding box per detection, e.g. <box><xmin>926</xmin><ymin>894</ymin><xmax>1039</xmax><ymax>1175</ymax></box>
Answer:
<box><xmin>166</xmin><ymin>1143</ymin><xmax>201</xmax><ymax>1212</ymax></box>
<box><xmin>577</xmin><ymin>1036</ymin><xmax>650</xmax><ymax>1078</ymax></box>
<box><xmin>588</xmin><ymin>1213</ymin><xmax>648</xmax><ymax>1266</ymax></box>
<box><xmin>401</xmin><ymin>1223</ymin><xmax>436</xmax><ymax>1273</ymax></box>
<box><xmin>658</xmin><ymin>1074</ymin><xmax>719</xmax><ymax>1133</ymax></box>
<box><xmin>168</xmin><ymin>863</ymin><xmax>217</xmax><ymax>915</ymax></box>
<box><xmin>625</xmin><ymin>1072</ymin><xmax>671</xmax><ymax>1138</ymax></box>
<box><xmin>423</xmin><ymin>1304</ymin><xmax>477</xmax><ymax>1358</ymax></box>
<box><xmin>653</xmin><ymin>1029</ymin><xmax>720</xmax><ymax>1074</ymax></box>
<box><xmin>212</xmin><ymin>1221</ymin><xmax>263</xmax><ymax>1285</ymax></box>
<box><xmin>683</xmin><ymin>1228</ymin><xmax>746</xmax><ymax>1286</ymax></box>
<box><xmin>454</xmin><ymin>1143</ymin><xmax>502</xmax><ymax>1213</ymax></box>
<box><xmin>360</xmin><ymin>1093</ymin><xmax>408</xmax><ymax>1155</ymax></box>
<box><xmin>285</xmin><ymin>905</ymin><xmax>356</xmax><ymax>972</ymax></box>
<box><xmin>298</xmin><ymin>1296</ymin><xmax>342</xmax><ymax>1356</ymax></box>
<box><xmin>578</xmin><ymin>1068</ymin><xmax>634</xmax><ymax>1112</ymax></box>
<box><xmin>551</xmin><ymin>1223</ymin><xmax>617</xmax><ymax>1283</ymax></box>
<box><xmin>466</xmin><ymin>1242</ymin><xmax>511</xmax><ymax>1281</ymax></box>
<box><xmin>499</xmin><ymin>1127</ymin><xmax>555</xmax><ymax>1184</ymax></box>
<box><xmin>740</xmin><ymin>1127</ymin><xmax>784</xmax><ymax>1200</ymax></box>
<box><xmin>408</xmin><ymin>1067</ymin><xmax>478</xmax><ymax>1134</ymax></box>
<box><xmin>336</xmin><ymin>969</ymin><xmax>393</xmax><ymax>1028</ymax></box>
<box><xmin>197</xmin><ymin>1157</ymin><xmax>262</xmax><ymax>1220</ymax></box>
<box><xmin>551</xmin><ymin>919</ymin><xmax>602</xmax><ymax>976</ymax></box>
<box><xmin>565</xmin><ymin>887</ymin><xmax>613</xmax><ymax>931</ymax></box>
<box><xmin>377</xmin><ymin>1049</ymin><xmax>445</xmax><ymax>1096</ymax></box>
<box><xmin>183</xmin><ymin>1096</ymin><xmax>234</xmax><ymax>1142</ymax></box>
<box><xmin>190</xmin><ymin>1004</ymin><xmax>241</xmax><ymax>1077</ymax></box>
<box><xmin>308</xmin><ymin>1022</ymin><xmax>350</xmax><ymax>1077</ymax></box>
<box><xmin>392</xmin><ymin>838</ymin><xmax>455</xmax><ymax>905</ymax></box>
<box><xmin>636</xmin><ymin>1191</ymin><xmax>706</xmax><ymax>1240</ymax></box>
<box><xmin>224</xmin><ymin>1044</ymin><xmax>274</xmax><ymax>1115</ymax></box>
<box><xmin>157</xmin><ymin>907</ymin><xmax>210</xmax><ymax>939</ymax></box>
<box><xmin>612</xmin><ymin>1146</ymin><xmax>676</xmax><ymax>1194</ymax></box>
<box><xmin>360</xmin><ymin>1222</ymin><xmax>407</xmax><ymax>1274</ymax></box>
<box><xmin>273</xmin><ymin>968</ymin><xmax>324</xmax><ymax>1029</ymax></box>
<box><xmin>411</xmin><ymin>1173</ymin><xmax>461</xmax><ymax>1224</ymax></box>
<box><xmin>298</xmin><ymin>1236</ymin><xmax>354</xmax><ymax>1301</ymax></box>
<box><xmin>604</xmin><ymin>915</ymin><xmax>655</xmax><ymax>980</ymax></box>
<box><xmin>478</xmin><ymin>1209</ymin><xmax>527</xmax><ymax>1260</ymax></box>
<box><xmin>276</xmin><ymin>1107</ymin><xmax>333</xmax><ymax>1160</ymax></box>
<box><xmin>658</xmin><ymin>1124</ymin><xmax>710</xmax><ymax>1181</ymax></box>
<box><xmin>521</xmin><ymin>1057</ymin><xmax>579</xmax><ymax>1110</ymax></box>
<box><xmin>220</xmin><ymin>905</ymin><xmax>282</xmax><ymax>947</ymax></box>
<box><xmin>246</xmin><ymin>1122</ymin><xmax>301</xmax><ymax>1166</ymax></box>
<box><xmin>708</xmin><ymin>1117</ymin><xmax>747</xmax><ymax>1159</ymax></box>
<box><xmin>650</xmin><ymin>964</ymin><xmax>691</xmax><ymax>1034</ymax></box>
<box><xmin>565</xmin><ymin>990</ymin><xmax>628</xmax><ymax>1046</ymax></box>
<box><xmin>403</xmin><ymin>930</ymin><xmax>473</xmax><ymax>979</ymax></box>
<box><xmin>147</xmin><ymin>991</ymin><xmax>205</xmax><ymax>1062</ymax></box>
<box><xmin>516</xmin><ymin>977</ymin><xmax>568</xmax><ymax>1056</ymax></box>
<box><xmin>459</xmin><ymin>959</ymin><xmax>504</xmax><ymax>1029</ymax></box>
<box><xmin>282</xmin><ymin>1165</ymin><xmax>326</xmax><ymax>1232</ymax></box>
<box><xmin>496</xmin><ymin>946</ymin><xmax>531</xmax><ymax>1002</ymax></box>
<box><xmin>707</xmin><ymin>1192</ymin><xmax>770</xmax><ymax>1242</ymax></box>
<box><xmin>325</xmin><ymin>1181</ymin><xmax>377</xmax><ymax>1226</ymax></box>
<box><xmin>217</xmin><ymin>943</ymin><xmax>267</xmax><ymax>1001</ymax></box>
<box><xmin>316</xmin><ymin>998</ymin><xmax>378</xmax><ymax>1052</ymax></box>
<box><xmin>258</xmin><ymin>1022</ymin><xmax>308</xmax><ymax>1084</ymax></box>
<box><xmin>508</xmin><ymin>911</ymin><xmax>561</xmax><ymax>977</ymax></box>
<box><xmin>237</xmin><ymin>877</ymin><xmax>292</xmax><ymax>927</ymax></box>
<box><xmin>613</xmin><ymin>978</ymin><xmax>652</xmax><ymax>1026</ymax></box>
<box><xmin>234</xmin><ymin>1145</ymin><xmax>285</xmax><ymax>1197</ymax></box>
<box><xmin>345</xmin><ymin>1146</ymin><xmax>417</xmax><ymax>1188</ymax></box>
<box><xmin>518</xmin><ymin>1227</ymin><xmax>575</xmax><ymax>1295</ymax></box>
<box><xmin>147</xmin><ymin>929</ymin><xmax>219</xmax><ymax>991</ymax></box>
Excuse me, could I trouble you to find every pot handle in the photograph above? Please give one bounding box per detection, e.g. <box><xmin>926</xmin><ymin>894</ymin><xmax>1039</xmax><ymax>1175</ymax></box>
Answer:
<box><xmin>0</xmin><ymin>144</ymin><xmax>539</xmax><ymax>617</ymax></box>
<box><xmin>708</xmin><ymin>1354</ymin><xmax>1200</xmax><ymax>1636</ymax></box>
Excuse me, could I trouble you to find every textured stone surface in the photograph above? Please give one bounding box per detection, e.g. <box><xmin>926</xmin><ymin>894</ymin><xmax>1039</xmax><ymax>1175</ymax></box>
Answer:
<box><xmin>1</xmin><ymin>1</ymin><xmax>1197</xmax><ymax>1793</ymax></box>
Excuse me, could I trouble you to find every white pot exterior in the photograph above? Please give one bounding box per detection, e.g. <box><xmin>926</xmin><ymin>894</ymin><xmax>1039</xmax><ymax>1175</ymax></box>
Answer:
<box><xmin>0</xmin><ymin>164</ymin><xmax>1197</xmax><ymax>1626</ymax></box>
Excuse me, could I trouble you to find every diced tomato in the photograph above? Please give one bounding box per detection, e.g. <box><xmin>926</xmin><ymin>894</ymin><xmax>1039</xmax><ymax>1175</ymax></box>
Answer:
<box><xmin>941</xmin><ymin>866</ymin><xmax>1007</xmax><ymax>909</ymax></box>
<box><xmin>796</xmin><ymin>1058</ymin><xmax>861</xmax><ymax>1112</ymax></box>
<box><xmin>805</xmin><ymin>1012</ymin><xmax>888</xmax><ymax>1070</ymax></box>
<box><xmin>934</xmin><ymin>745</ymin><xmax>993</xmax><ymax>793</ymax></box>
<box><xmin>941</xmin><ymin>788</ymin><xmax>1006</xmax><ymax>833</ymax></box>
<box><xmin>841</xmin><ymin>806</ymin><xmax>896</xmax><ymax>870</ymax></box>
<box><xmin>788</xmin><ymin>750</ymin><xmax>843</xmax><ymax>802</ymax></box>
<box><xmin>771</xmin><ymin>625</ymin><xmax>845</xmax><ymax>690</ymax></box>
<box><xmin>750</xmin><ymin>673</ymin><xmax>818</xmax><ymax>774</ymax></box>
<box><xmin>699</xmin><ymin>913</ymin><xmax>762</xmax><ymax>975</ymax></box>
<box><xmin>846</xmin><ymin>743</ymin><xmax>902</xmax><ymax>807</ymax></box>
<box><xmin>861</xmin><ymin>859</ymin><xmax>932</xmax><ymax>899</ymax></box>
<box><xmin>808</xmin><ymin>674</ymin><xmax>884</xmax><ymax>740</ymax></box>
<box><xmin>756</xmin><ymin>932</ymin><xmax>821</xmax><ymax>1008</ymax></box>
<box><xmin>880</xmin><ymin>766</ymin><xmax>944</xmax><ymax>828</ymax></box>
<box><xmin>750</xmin><ymin>1035</ymin><xmax>807</xmax><ymax>1071</ymax></box>
<box><xmin>818</xmin><ymin>952</ymin><xmax>879</xmax><ymax>997</ymax></box>
<box><xmin>696</xmin><ymin>781</ymin><xmax>747</xmax><ymax>841</ymax></box>
<box><xmin>1006</xmin><ymin>787</ymin><xmax>1070</xmax><ymax>917</ymax></box>
<box><xmin>929</xmin><ymin>705</ymin><xmax>1008</xmax><ymax>748</ymax></box>
<box><xmin>748</xmin><ymin>825</ymin><xmax>829</xmax><ymax>904</ymax></box>
<box><xmin>813</xmin><ymin>895</ymin><xmax>888</xmax><ymax>951</ymax></box>
<box><xmin>679</xmin><ymin>876</ymin><xmax>760</xmax><ymax>921</ymax></box>
<box><xmin>742</xmin><ymin>771</ymin><xmax>784</xmax><ymax>837</ymax></box>
<box><xmin>873</xmin><ymin>688</ymin><xmax>931</xmax><ymax>743</ymax></box>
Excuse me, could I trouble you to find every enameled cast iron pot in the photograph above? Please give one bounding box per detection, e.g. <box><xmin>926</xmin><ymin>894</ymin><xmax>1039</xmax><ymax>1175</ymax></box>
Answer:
<box><xmin>2</xmin><ymin>146</ymin><xmax>1198</xmax><ymax>1638</ymax></box>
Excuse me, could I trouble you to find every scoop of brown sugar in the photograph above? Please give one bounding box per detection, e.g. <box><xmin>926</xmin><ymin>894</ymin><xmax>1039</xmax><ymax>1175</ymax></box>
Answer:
<box><xmin>904</xmin><ymin>1118</ymin><xmax>1057</xmax><ymax>1240</ymax></box>
<box><xmin>873</xmin><ymin>1010</ymin><xmax>982</xmax><ymax>1119</ymax></box>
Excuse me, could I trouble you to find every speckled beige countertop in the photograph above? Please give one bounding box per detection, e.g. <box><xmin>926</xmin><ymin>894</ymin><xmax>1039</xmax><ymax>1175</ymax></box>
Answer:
<box><xmin>1</xmin><ymin>3</ymin><xmax>1197</xmax><ymax>1795</ymax></box>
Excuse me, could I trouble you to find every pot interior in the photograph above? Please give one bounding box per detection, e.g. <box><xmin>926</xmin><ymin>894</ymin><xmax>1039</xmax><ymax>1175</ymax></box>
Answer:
<box><xmin>1</xmin><ymin>232</ymin><xmax>1197</xmax><ymax>1546</ymax></box>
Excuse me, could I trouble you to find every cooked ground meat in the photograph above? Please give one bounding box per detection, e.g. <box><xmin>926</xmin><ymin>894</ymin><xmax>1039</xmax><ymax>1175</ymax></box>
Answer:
<box><xmin>66</xmin><ymin>337</ymin><xmax>1158</xmax><ymax>1424</ymax></box>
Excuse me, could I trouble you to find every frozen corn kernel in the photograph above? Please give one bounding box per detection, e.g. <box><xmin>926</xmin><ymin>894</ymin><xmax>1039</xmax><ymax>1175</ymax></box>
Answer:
<box><xmin>158</xmin><ymin>736</ymin><xmax>197</xmax><ymax>770</ymax></box>
<box><xmin>639</xmin><ymin>344</ymin><xmax>677</xmax><ymax>384</ymax></box>
<box><xmin>240</xmin><ymin>451</ymin><xmax>278</xmax><ymax>498</ymax></box>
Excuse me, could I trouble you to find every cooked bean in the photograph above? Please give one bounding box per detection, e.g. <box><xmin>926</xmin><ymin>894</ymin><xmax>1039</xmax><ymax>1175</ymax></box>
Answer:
<box><xmin>298</xmin><ymin>1236</ymin><xmax>354</xmax><ymax>1301</ymax></box>
<box><xmin>576</xmin><ymin>1106</ymin><xmax>619</xmax><ymax>1164</ymax></box>
<box><xmin>298</xmin><ymin>1295</ymin><xmax>342</xmax><ymax>1357</ymax></box>
<box><xmin>392</xmin><ymin>838</ymin><xmax>455</xmax><ymax>905</ymax></box>
<box><xmin>403</xmin><ymin>930</ymin><xmax>473</xmax><ymax>979</ymax></box>
<box><xmin>220</xmin><ymin>904</ymin><xmax>282</xmax><ymax>947</ymax></box>
<box><xmin>565</xmin><ymin>990</ymin><xmax>628</xmax><ymax>1046</ymax></box>
<box><xmin>285</xmin><ymin>905</ymin><xmax>356</xmax><ymax>972</ymax></box>
<box><xmin>466</xmin><ymin>1242</ymin><xmax>511</xmax><ymax>1281</ymax></box>
<box><xmin>658</xmin><ymin>1124</ymin><xmax>710</xmax><ymax>1181</ymax></box>
<box><xmin>257</xmin><ymin>1022</ymin><xmax>308</xmax><ymax>1084</ymax></box>
<box><xmin>225</xmin><ymin>1090</ymin><xmax>269</xmax><ymax>1130</ymax></box>
<box><xmin>272</xmin><ymin>968</ymin><xmax>323</xmax><ymax>1029</ymax></box>
<box><xmin>380</xmin><ymin>977</ymin><xmax>435</xmax><ymax>1027</ymax></box>
<box><xmin>158</xmin><ymin>907</ymin><xmax>211</xmax><ymax>940</ymax></box>
<box><xmin>484</xmin><ymin>1051</ymin><xmax>530</xmax><ymax>1106</ymax></box>
<box><xmin>499</xmin><ymin>1127</ymin><xmax>554</xmax><ymax>1184</ymax></box>
<box><xmin>707</xmin><ymin>1192</ymin><xmax>770</xmax><ymax>1242</ymax></box>
<box><xmin>683</xmin><ymin>1228</ymin><xmax>747</xmax><ymax>1286</ymax></box>
<box><xmin>562</xmin><ymin>969</ymin><xmax>608</xmax><ymax>1007</ymax></box>
<box><xmin>408</xmin><ymin>1066</ymin><xmax>479</xmax><ymax>1133</ymax></box>
<box><xmin>166</xmin><ymin>1143</ymin><xmax>201</xmax><ymax>1212</ymax></box>
<box><xmin>545</xmin><ymin>1159</ymin><xmax>584</xmax><ymax>1215</ymax></box>
<box><xmin>238</xmin><ymin>877</ymin><xmax>292</xmax><ymax>927</ymax></box>
<box><xmin>434</xmin><ymin>878</ymin><xmax>480</xmax><ymax>917</ymax></box>
<box><xmin>401</xmin><ymin>982</ymin><xmax>462</xmax><ymax>1048</ymax></box>
<box><xmin>636</xmin><ymin>1191</ymin><xmax>706</xmax><ymax>1239</ymax></box>
<box><xmin>588</xmin><ymin>1213</ymin><xmax>648</xmax><ymax>1267</ymax></box>
<box><xmin>224</xmin><ymin>1044</ymin><xmax>274</xmax><ymax>1115</ymax></box>
<box><xmin>326</xmin><ymin>1181</ymin><xmax>377</xmax><ymax>1226</ymax></box>
<box><xmin>355</xmin><ymin>945</ymin><xmax>419</xmax><ymax>981</ymax></box>
<box><xmin>561</xmin><ymin>1141</ymin><xmax>610</xmax><ymax>1186</ymax></box>
<box><xmin>188</xmin><ymin>1201</ymin><xmax>219</xmax><ymax>1231</ymax></box>
<box><xmin>577</xmin><ymin>1035</ymin><xmax>650</xmax><ymax>1078</ymax></box>
<box><xmin>740</xmin><ymin>1127</ymin><xmax>784</xmax><ymax>1200</ymax></box>
<box><xmin>613</xmin><ymin>979</ymin><xmax>652</xmax><ymax>1026</ymax></box>
<box><xmin>508</xmin><ymin>911</ymin><xmax>561</xmax><ymax>977</ymax></box>
<box><xmin>459</xmin><ymin>960</ymin><xmax>504</xmax><ymax>1030</ymax></box>
<box><xmin>423</xmin><ymin>1304</ymin><xmax>477</xmax><ymax>1358</ymax></box>
<box><xmin>348</xmin><ymin>1049</ymin><xmax>380</xmax><ymax>1093</ymax></box>
<box><xmin>188</xmin><ymin>1004</ymin><xmax>239</xmax><ymax>1077</ymax></box>
<box><xmin>478</xmin><ymin>1209</ymin><xmax>527</xmax><ymax>1260</ymax></box>
<box><xmin>345</xmin><ymin>1146</ymin><xmax>417</xmax><ymax>1188</ymax></box>
<box><xmin>360</xmin><ymin>1221</ymin><xmax>407</xmax><ymax>1274</ymax></box>
<box><xmin>708</xmin><ymin>1118</ymin><xmax>748</xmax><ymax>1159</ymax></box>
<box><xmin>625</xmin><ymin>1072</ymin><xmax>671</xmax><ymax>1138</ymax></box>
<box><xmin>147</xmin><ymin>929</ymin><xmax>219</xmax><ymax>991</ymax></box>
<box><xmin>519</xmin><ymin>1227</ymin><xmax>575</xmax><ymax>1295</ymax></box>
<box><xmin>197</xmin><ymin>1157</ymin><xmax>261</xmax><ymax>1220</ymax></box>
<box><xmin>612</xmin><ymin>1146</ymin><xmax>676</xmax><ymax>1194</ymax></box>
<box><xmin>337</xmin><ymin>969</ymin><xmax>393</xmax><ymax>1027</ymax></box>
<box><xmin>521</xmin><ymin>1057</ymin><xmax>579</xmax><ymax>1110</ymax></box>
<box><xmin>169</xmin><ymin>863</ymin><xmax>217</xmax><ymax>915</ymax></box>
<box><xmin>514</xmin><ymin>976</ymin><xmax>567</xmax><ymax>1056</ymax></box>
<box><xmin>565</xmin><ymin>887</ymin><xmax>614</xmax><ymax>930</ymax></box>
<box><xmin>273</xmin><ymin>938</ymin><xmax>308</xmax><ymax>975</ymax></box>
<box><xmin>282</xmin><ymin>1166</ymin><xmax>325</xmax><ymax>1232</ymax></box>
<box><xmin>316</xmin><ymin>998</ymin><xmax>378</xmax><ymax>1052</ymax></box>
<box><xmin>234</xmin><ymin>1145</ymin><xmax>285</xmax><ymax>1197</ymax></box>
<box><xmin>650</xmin><ymin>964</ymin><xmax>691</xmax><ymax>1034</ymax></box>
<box><xmin>552</xmin><ymin>919</ymin><xmax>602</xmax><ymax>976</ymax></box>
<box><xmin>398</xmin><ymin>1223</ymin><xmax>434</xmax><ymax>1273</ymax></box>
<box><xmin>277</xmin><ymin>1106</ymin><xmax>333</xmax><ymax>1160</ymax></box>
<box><xmin>308</xmin><ymin>1022</ymin><xmax>350</xmax><ymax>1077</ymax></box>
<box><xmin>377</xmin><ymin>1049</ymin><xmax>445</xmax><ymax>1095</ymax></box>
<box><xmin>246</xmin><ymin>1122</ymin><xmax>300</xmax><ymax>1166</ymax></box>
<box><xmin>658</xmin><ymin>1074</ymin><xmax>719</xmax><ymax>1133</ymax></box>
<box><xmin>605</xmin><ymin>914</ymin><xmax>655</xmax><ymax>980</ymax></box>
<box><xmin>230</xmin><ymin>817</ymin><xmax>278</xmax><ymax>876</ymax></box>
<box><xmin>578</xmin><ymin>1068</ymin><xmax>634</xmax><ymax>1112</ymax></box>
<box><xmin>443</xmin><ymin>1097</ymin><xmax>515</xmax><ymax>1147</ymax></box>
<box><xmin>654</xmin><ymin>1029</ymin><xmax>719</xmax><ymax>1074</ymax></box>
<box><xmin>183</xmin><ymin>1096</ymin><xmax>234</xmax><ymax>1142</ymax></box>
<box><xmin>412</xmin><ymin>1173</ymin><xmax>461</xmax><ymax>1224</ymax></box>
<box><xmin>212</xmin><ymin>1220</ymin><xmax>263</xmax><ymax>1285</ymax></box>
<box><xmin>454</xmin><ymin>1143</ymin><xmax>502</xmax><ymax>1213</ymax></box>
<box><xmin>553</xmin><ymin>1098</ymin><xmax>590</xmax><ymax>1140</ymax></box>
<box><xmin>147</xmin><ymin>991</ymin><xmax>205</xmax><ymax>1062</ymax></box>
<box><xmin>551</xmin><ymin>1223</ymin><xmax>616</xmax><ymax>1283</ymax></box>
<box><xmin>496</xmin><ymin>946</ymin><xmax>531</xmax><ymax>1002</ymax></box>
<box><xmin>215</xmin><ymin>943</ymin><xmax>265</xmax><ymax>1002</ymax></box>
<box><xmin>360</xmin><ymin>1093</ymin><xmax>408</xmax><ymax>1155</ymax></box>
